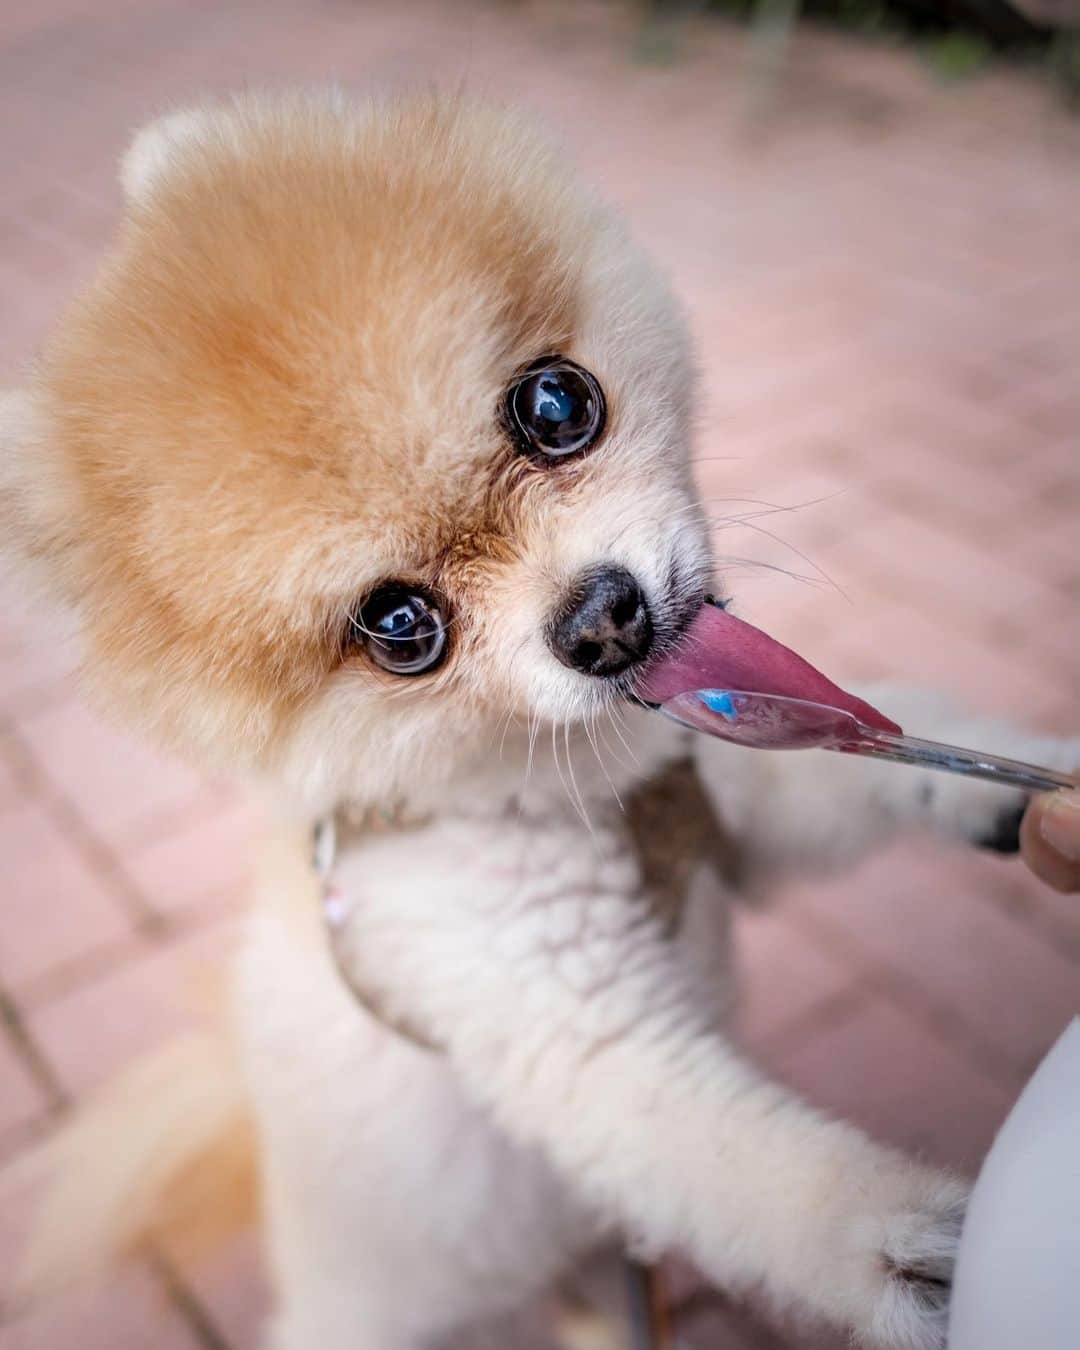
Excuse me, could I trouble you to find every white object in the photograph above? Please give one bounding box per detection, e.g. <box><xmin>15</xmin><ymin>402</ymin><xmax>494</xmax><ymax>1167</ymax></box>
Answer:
<box><xmin>949</xmin><ymin>1018</ymin><xmax>1080</xmax><ymax>1348</ymax></box>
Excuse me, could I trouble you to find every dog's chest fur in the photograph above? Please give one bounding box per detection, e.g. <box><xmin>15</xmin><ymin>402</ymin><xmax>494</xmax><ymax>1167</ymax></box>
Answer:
<box><xmin>337</xmin><ymin>754</ymin><xmax>736</xmax><ymax>931</ymax></box>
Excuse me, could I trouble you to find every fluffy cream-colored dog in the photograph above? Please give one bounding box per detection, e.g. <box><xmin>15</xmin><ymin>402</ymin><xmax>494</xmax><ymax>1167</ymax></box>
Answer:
<box><xmin>2</xmin><ymin>90</ymin><xmax>1073</xmax><ymax>1350</ymax></box>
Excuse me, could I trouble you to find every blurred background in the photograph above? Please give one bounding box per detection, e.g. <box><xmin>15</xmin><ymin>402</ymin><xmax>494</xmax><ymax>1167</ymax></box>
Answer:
<box><xmin>0</xmin><ymin>1</ymin><xmax>1077</xmax><ymax>1347</ymax></box>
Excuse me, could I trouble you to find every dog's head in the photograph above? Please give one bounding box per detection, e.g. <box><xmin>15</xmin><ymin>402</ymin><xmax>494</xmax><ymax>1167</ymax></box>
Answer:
<box><xmin>1</xmin><ymin>93</ymin><xmax>711</xmax><ymax>810</ymax></box>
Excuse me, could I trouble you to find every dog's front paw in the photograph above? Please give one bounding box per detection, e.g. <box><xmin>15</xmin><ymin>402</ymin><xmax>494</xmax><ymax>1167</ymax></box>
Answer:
<box><xmin>853</xmin><ymin>1174</ymin><xmax>968</xmax><ymax>1350</ymax></box>
<box><xmin>923</xmin><ymin>773</ymin><xmax>1030</xmax><ymax>856</ymax></box>
<box><xmin>918</xmin><ymin>732</ymin><xmax>1078</xmax><ymax>858</ymax></box>
<box><xmin>867</xmin><ymin>1189</ymin><xmax>966</xmax><ymax>1349</ymax></box>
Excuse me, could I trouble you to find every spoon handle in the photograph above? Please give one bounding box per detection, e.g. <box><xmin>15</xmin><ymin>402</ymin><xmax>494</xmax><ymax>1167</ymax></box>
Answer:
<box><xmin>843</xmin><ymin>729</ymin><xmax>1079</xmax><ymax>796</ymax></box>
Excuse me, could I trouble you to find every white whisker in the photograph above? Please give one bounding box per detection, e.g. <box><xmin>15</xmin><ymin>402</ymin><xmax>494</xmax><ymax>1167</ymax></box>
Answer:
<box><xmin>606</xmin><ymin>701</ymin><xmax>640</xmax><ymax>768</ymax></box>
<box><xmin>585</xmin><ymin>707</ymin><xmax>624</xmax><ymax>812</ymax></box>
<box><xmin>716</xmin><ymin>515</ymin><xmax>848</xmax><ymax>601</ymax></box>
<box><xmin>563</xmin><ymin>721</ymin><xmax>596</xmax><ymax>844</ymax></box>
<box><xmin>550</xmin><ymin>720</ymin><xmax>582</xmax><ymax>829</ymax></box>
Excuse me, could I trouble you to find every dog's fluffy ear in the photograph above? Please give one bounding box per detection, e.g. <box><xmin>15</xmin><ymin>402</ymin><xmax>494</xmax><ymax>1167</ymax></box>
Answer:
<box><xmin>120</xmin><ymin>105</ymin><xmax>213</xmax><ymax>205</ymax></box>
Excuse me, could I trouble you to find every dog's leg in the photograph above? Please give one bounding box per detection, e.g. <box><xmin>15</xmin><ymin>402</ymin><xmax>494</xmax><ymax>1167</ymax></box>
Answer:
<box><xmin>242</xmin><ymin>967</ymin><xmax>601</xmax><ymax>1350</ymax></box>
<box><xmin>332</xmin><ymin>814</ymin><xmax>969</xmax><ymax>1350</ymax></box>
<box><xmin>236</xmin><ymin>840</ymin><xmax>606</xmax><ymax>1350</ymax></box>
<box><xmin>694</xmin><ymin>683</ymin><xmax>1078</xmax><ymax>883</ymax></box>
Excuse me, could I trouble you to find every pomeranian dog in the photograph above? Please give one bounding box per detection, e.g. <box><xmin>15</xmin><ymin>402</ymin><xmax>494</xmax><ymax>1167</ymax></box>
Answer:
<box><xmin>2</xmin><ymin>91</ymin><xmax>1075</xmax><ymax>1350</ymax></box>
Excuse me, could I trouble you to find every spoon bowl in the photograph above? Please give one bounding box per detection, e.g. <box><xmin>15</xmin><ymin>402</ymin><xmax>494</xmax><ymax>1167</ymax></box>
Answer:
<box><xmin>659</xmin><ymin>690</ymin><xmax>1078</xmax><ymax>795</ymax></box>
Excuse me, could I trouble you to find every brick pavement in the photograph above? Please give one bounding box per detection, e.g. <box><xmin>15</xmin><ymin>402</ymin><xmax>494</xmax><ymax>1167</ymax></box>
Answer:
<box><xmin>0</xmin><ymin>3</ymin><xmax>1077</xmax><ymax>1347</ymax></box>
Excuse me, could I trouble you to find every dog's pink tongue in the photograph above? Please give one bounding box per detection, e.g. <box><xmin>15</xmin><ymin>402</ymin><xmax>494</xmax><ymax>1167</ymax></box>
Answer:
<box><xmin>638</xmin><ymin>604</ymin><xmax>900</xmax><ymax>734</ymax></box>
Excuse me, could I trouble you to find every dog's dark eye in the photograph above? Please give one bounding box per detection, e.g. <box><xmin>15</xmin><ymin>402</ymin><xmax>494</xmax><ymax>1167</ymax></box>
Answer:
<box><xmin>349</xmin><ymin>585</ymin><xmax>448</xmax><ymax>676</ymax></box>
<box><xmin>506</xmin><ymin>357</ymin><xmax>605</xmax><ymax>459</ymax></box>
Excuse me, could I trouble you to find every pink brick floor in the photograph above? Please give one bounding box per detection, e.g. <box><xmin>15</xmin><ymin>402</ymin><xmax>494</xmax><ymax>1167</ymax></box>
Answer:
<box><xmin>0</xmin><ymin>2</ymin><xmax>1077</xmax><ymax>1347</ymax></box>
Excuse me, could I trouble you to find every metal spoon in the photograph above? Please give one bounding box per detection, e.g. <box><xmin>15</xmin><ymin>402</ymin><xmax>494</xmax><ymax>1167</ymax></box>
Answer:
<box><xmin>659</xmin><ymin>689</ymin><xmax>1078</xmax><ymax>795</ymax></box>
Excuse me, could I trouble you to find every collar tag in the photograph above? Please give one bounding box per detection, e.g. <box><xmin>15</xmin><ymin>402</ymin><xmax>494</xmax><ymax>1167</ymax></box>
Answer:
<box><xmin>313</xmin><ymin>811</ymin><xmax>439</xmax><ymax>1054</ymax></box>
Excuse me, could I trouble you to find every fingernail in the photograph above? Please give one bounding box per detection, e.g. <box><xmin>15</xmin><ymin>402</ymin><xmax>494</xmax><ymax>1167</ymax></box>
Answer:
<box><xmin>1040</xmin><ymin>792</ymin><xmax>1080</xmax><ymax>863</ymax></box>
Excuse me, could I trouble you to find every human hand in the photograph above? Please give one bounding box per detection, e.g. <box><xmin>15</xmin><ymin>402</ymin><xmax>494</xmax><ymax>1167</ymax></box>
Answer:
<box><xmin>1020</xmin><ymin>793</ymin><xmax>1080</xmax><ymax>893</ymax></box>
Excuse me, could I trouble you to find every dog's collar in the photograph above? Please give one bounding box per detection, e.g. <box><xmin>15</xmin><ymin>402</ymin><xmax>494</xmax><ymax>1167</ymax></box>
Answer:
<box><xmin>314</xmin><ymin>808</ymin><xmax>441</xmax><ymax>1053</ymax></box>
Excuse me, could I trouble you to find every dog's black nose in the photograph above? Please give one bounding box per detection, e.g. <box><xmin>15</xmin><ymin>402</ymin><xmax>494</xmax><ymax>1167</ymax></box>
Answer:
<box><xmin>548</xmin><ymin>566</ymin><xmax>653</xmax><ymax>677</ymax></box>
